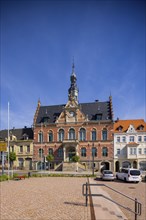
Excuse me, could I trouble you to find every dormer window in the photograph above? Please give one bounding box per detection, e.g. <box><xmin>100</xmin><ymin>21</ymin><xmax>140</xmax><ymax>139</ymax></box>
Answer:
<box><xmin>117</xmin><ymin>126</ymin><xmax>123</xmax><ymax>131</ymax></box>
<box><xmin>95</xmin><ymin>114</ymin><xmax>102</xmax><ymax>120</ymax></box>
<box><xmin>137</xmin><ymin>125</ymin><xmax>144</xmax><ymax>130</ymax></box>
<box><xmin>23</xmin><ymin>134</ymin><xmax>28</xmax><ymax>140</ymax></box>
<box><xmin>43</xmin><ymin>116</ymin><xmax>50</xmax><ymax>123</ymax></box>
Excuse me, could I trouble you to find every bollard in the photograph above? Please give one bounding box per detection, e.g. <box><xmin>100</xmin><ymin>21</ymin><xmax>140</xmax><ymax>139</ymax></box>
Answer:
<box><xmin>28</xmin><ymin>172</ymin><xmax>31</xmax><ymax>178</ymax></box>
<box><xmin>86</xmin><ymin>182</ymin><xmax>88</xmax><ymax>206</ymax></box>
<box><xmin>135</xmin><ymin>198</ymin><xmax>137</xmax><ymax>220</ymax></box>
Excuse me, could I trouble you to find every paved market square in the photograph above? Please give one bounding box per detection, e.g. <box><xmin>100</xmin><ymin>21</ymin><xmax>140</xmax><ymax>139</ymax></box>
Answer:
<box><xmin>0</xmin><ymin>177</ymin><xmax>91</xmax><ymax>220</ymax></box>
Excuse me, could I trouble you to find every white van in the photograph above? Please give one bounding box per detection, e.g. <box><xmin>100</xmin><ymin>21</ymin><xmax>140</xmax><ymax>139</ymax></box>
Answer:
<box><xmin>116</xmin><ymin>168</ymin><xmax>142</xmax><ymax>183</ymax></box>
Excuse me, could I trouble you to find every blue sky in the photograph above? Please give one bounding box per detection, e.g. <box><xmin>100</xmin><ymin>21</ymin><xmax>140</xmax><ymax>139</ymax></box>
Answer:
<box><xmin>0</xmin><ymin>0</ymin><xmax>145</xmax><ymax>129</ymax></box>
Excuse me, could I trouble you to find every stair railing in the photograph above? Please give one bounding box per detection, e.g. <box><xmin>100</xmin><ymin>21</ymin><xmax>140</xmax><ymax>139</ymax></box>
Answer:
<box><xmin>82</xmin><ymin>182</ymin><xmax>142</xmax><ymax>220</ymax></box>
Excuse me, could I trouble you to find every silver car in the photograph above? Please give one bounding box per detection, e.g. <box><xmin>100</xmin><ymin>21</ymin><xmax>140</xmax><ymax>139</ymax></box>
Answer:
<box><xmin>101</xmin><ymin>170</ymin><xmax>115</xmax><ymax>181</ymax></box>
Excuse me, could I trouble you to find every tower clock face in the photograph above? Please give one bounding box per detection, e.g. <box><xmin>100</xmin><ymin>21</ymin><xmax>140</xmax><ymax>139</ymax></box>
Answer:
<box><xmin>69</xmin><ymin>111</ymin><xmax>75</xmax><ymax>117</ymax></box>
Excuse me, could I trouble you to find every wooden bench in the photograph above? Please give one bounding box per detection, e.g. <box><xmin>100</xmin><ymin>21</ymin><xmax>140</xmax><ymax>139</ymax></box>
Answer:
<box><xmin>14</xmin><ymin>175</ymin><xmax>25</xmax><ymax>180</ymax></box>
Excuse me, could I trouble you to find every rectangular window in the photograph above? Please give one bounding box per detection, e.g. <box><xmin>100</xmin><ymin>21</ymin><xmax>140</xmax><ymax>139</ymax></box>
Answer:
<box><xmin>129</xmin><ymin>136</ymin><xmax>134</xmax><ymax>142</ymax></box>
<box><xmin>117</xmin><ymin>137</ymin><xmax>120</xmax><ymax>142</ymax></box>
<box><xmin>92</xmin><ymin>131</ymin><xmax>96</xmax><ymax>141</ymax></box>
<box><xmin>38</xmin><ymin>132</ymin><xmax>43</xmax><ymax>142</ymax></box>
<box><xmin>117</xmin><ymin>149</ymin><xmax>120</xmax><ymax>155</ymax></box>
<box><xmin>20</xmin><ymin>146</ymin><xmax>23</xmax><ymax>153</ymax></box>
<box><xmin>130</xmin><ymin>148</ymin><xmax>136</xmax><ymax>155</ymax></box>
<box><xmin>122</xmin><ymin>136</ymin><xmax>126</xmax><ymax>142</ymax></box>
<box><xmin>11</xmin><ymin>146</ymin><xmax>14</xmax><ymax>152</ymax></box>
<box><xmin>48</xmin><ymin>132</ymin><xmax>53</xmax><ymax>142</ymax></box>
<box><xmin>138</xmin><ymin>136</ymin><xmax>142</xmax><ymax>142</ymax></box>
<box><xmin>133</xmin><ymin>148</ymin><xmax>136</xmax><ymax>155</ymax></box>
<box><xmin>92</xmin><ymin>147</ymin><xmax>97</xmax><ymax>157</ymax></box>
<box><xmin>81</xmin><ymin>148</ymin><xmax>86</xmax><ymax>157</ymax></box>
<box><xmin>58</xmin><ymin>148</ymin><xmax>63</xmax><ymax>157</ymax></box>
<box><xmin>102</xmin><ymin>130</ymin><xmax>107</xmax><ymax>141</ymax></box>
<box><xmin>48</xmin><ymin>148</ymin><xmax>53</xmax><ymax>155</ymax></box>
<box><xmin>27</xmin><ymin>145</ymin><xmax>30</xmax><ymax>153</ymax></box>
<box><xmin>138</xmin><ymin>148</ymin><xmax>142</xmax><ymax>154</ymax></box>
<box><xmin>144</xmin><ymin>136</ymin><xmax>146</xmax><ymax>142</ymax></box>
<box><xmin>144</xmin><ymin>148</ymin><xmax>146</xmax><ymax>154</ymax></box>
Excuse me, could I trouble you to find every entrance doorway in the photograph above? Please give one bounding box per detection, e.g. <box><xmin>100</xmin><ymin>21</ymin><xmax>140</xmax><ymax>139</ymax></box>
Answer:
<box><xmin>115</xmin><ymin>161</ymin><xmax>120</xmax><ymax>172</ymax></box>
<box><xmin>100</xmin><ymin>161</ymin><xmax>110</xmax><ymax>172</ymax></box>
<box><xmin>67</xmin><ymin>147</ymin><xmax>76</xmax><ymax>162</ymax></box>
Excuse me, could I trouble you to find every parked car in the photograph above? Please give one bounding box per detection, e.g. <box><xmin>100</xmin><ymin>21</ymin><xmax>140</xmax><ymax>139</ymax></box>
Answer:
<box><xmin>101</xmin><ymin>170</ymin><xmax>115</xmax><ymax>181</ymax></box>
<box><xmin>116</xmin><ymin>168</ymin><xmax>142</xmax><ymax>183</ymax></box>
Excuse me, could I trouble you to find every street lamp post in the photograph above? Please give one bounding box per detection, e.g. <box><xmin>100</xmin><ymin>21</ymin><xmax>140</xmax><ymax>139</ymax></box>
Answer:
<box><xmin>92</xmin><ymin>143</ymin><xmax>95</xmax><ymax>176</ymax></box>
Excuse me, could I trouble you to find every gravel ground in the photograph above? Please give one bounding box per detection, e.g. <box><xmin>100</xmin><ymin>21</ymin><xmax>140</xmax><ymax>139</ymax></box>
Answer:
<box><xmin>94</xmin><ymin>178</ymin><xmax>146</xmax><ymax>220</ymax></box>
<box><xmin>0</xmin><ymin>177</ymin><xmax>91</xmax><ymax>220</ymax></box>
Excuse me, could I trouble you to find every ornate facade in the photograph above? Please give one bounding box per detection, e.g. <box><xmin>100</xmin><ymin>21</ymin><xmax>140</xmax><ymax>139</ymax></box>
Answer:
<box><xmin>33</xmin><ymin>64</ymin><xmax>114</xmax><ymax>171</ymax></box>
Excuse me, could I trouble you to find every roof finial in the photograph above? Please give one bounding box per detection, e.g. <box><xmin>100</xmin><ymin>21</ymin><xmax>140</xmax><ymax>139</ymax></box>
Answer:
<box><xmin>38</xmin><ymin>98</ymin><xmax>41</xmax><ymax>106</ymax></box>
<box><xmin>72</xmin><ymin>56</ymin><xmax>75</xmax><ymax>73</ymax></box>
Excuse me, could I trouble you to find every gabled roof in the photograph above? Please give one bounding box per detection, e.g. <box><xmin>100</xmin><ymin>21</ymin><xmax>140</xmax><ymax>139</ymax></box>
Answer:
<box><xmin>0</xmin><ymin>127</ymin><xmax>33</xmax><ymax>140</ymax></box>
<box><xmin>114</xmin><ymin>119</ymin><xmax>146</xmax><ymax>133</ymax></box>
<box><xmin>35</xmin><ymin>101</ymin><xmax>113</xmax><ymax>124</ymax></box>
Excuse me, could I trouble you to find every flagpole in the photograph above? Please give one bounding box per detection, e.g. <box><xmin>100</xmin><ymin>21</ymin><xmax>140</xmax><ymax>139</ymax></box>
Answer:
<box><xmin>41</xmin><ymin>122</ymin><xmax>42</xmax><ymax>176</ymax></box>
<box><xmin>8</xmin><ymin>102</ymin><xmax>10</xmax><ymax>181</ymax></box>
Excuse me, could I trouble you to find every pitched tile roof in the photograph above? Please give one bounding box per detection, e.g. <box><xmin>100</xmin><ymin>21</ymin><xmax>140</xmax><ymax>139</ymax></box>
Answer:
<box><xmin>35</xmin><ymin>101</ymin><xmax>113</xmax><ymax>124</ymax></box>
<box><xmin>0</xmin><ymin>127</ymin><xmax>33</xmax><ymax>140</ymax></box>
<box><xmin>114</xmin><ymin>119</ymin><xmax>146</xmax><ymax>132</ymax></box>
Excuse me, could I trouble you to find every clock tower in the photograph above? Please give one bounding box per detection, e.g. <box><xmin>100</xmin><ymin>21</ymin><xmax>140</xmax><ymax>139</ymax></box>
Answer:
<box><xmin>68</xmin><ymin>62</ymin><xmax>79</xmax><ymax>103</ymax></box>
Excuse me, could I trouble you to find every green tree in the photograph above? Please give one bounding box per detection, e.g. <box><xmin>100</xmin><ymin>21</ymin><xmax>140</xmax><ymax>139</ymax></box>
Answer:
<box><xmin>46</xmin><ymin>154</ymin><xmax>54</xmax><ymax>170</ymax></box>
<box><xmin>7</xmin><ymin>152</ymin><xmax>16</xmax><ymax>169</ymax></box>
<box><xmin>72</xmin><ymin>155</ymin><xmax>80</xmax><ymax>162</ymax></box>
<box><xmin>72</xmin><ymin>155</ymin><xmax>80</xmax><ymax>172</ymax></box>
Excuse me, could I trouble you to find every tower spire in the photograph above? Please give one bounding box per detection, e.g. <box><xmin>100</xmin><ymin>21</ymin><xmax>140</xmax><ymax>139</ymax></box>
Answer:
<box><xmin>68</xmin><ymin>61</ymin><xmax>79</xmax><ymax>102</ymax></box>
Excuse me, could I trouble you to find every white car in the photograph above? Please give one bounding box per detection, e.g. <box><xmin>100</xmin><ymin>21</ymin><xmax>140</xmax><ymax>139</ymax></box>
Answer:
<box><xmin>101</xmin><ymin>170</ymin><xmax>115</xmax><ymax>181</ymax></box>
<box><xmin>116</xmin><ymin>168</ymin><xmax>142</xmax><ymax>183</ymax></box>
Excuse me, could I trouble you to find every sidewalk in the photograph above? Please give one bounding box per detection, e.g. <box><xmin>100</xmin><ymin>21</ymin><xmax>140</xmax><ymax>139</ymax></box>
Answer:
<box><xmin>89</xmin><ymin>178</ymin><xmax>128</xmax><ymax>220</ymax></box>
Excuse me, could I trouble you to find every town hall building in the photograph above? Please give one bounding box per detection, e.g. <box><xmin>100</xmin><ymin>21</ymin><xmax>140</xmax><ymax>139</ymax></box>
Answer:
<box><xmin>33</xmin><ymin>64</ymin><xmax>114</xmax><ymax>171</ymax></box>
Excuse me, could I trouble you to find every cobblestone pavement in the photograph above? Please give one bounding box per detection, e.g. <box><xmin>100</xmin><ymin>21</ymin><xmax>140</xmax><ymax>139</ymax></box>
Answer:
<box><xmin>94</xmin><ymin>178</ymin><xmax>146</xmax><ymax>220</ymax></box>
<box><xmin>0</xmin><ymin>177</ymin><xmax>91</xmax><ymax>220</ymax></box>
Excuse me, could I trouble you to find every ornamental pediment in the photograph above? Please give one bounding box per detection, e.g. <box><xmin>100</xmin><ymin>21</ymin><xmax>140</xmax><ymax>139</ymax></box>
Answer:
<box><xmin>56</xmin><ymin>101</ymin><xmax>86</xmax><ymax>123</ymax></box>
<box><xmin>126</xmin><ymin>125</ymin><xmax>136</xmax><ymax>133</ymax></box>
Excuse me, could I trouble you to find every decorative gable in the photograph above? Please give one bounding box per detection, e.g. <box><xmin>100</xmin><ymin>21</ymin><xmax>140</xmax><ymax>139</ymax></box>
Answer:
<box><xmin>57</xmin><ymin>100</ymin><xmax>86</xmax><ymax>124</ymax></box>
<box><xmin>127</xmin><ymin>124</ymin><xmax>136</xmax><ymax>133</ymax></box>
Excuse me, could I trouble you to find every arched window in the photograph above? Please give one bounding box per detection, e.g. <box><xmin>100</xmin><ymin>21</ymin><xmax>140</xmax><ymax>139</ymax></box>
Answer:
<box><xmin>48</xmin><ymin>131</ymin><xmax>53</xmax><ymax>142</ymax></box>
<box><xmin>38</xmin><ymin>148</ymin><xmax>44</xmax><ymax>157</ymax></box>
<box><xmin>58</xmin><ymin>129</ymin><xmax>64</xmax><ymax>141</ymax></box>
<box><xmin>92</xmin><ymin>147</ymin><xmax>97</xmax><ymax>157</ymax></box>
<box><xmin>81</xmin><ymin>147</ymin><xmax>86</xmax><ymax>157</ymax></box>
<box><xmin>38</xmin><ymin>131</ymin><xmax>43</xmax><ymax>142</ymax></box>
<box><xmin>102</xmin><ymin>147</ymin><xmax>108</xmax><ymax>156</ymax></box>
<box><xmin>79</xmin><ymin>128</ymin><xmax>86</xmax><ymax>141</ymax></box>
<box><xmin>48</xmin><ymin>148</ymin><xmax>53</xmax><ymax>155</ymax></box>
<box><xmin>102</xmin><ymin>128</ymin><xmax>107</xmax><ymax>140</ymax></box>
<box><xmin>92</xmin><ymin>129</ymin><xmax>96</xmax><ymax>141</ymax></box>
<box><xmin>69</xmin><ymin>128</ymin><xmax>75</xmax><ymax>140</ymax></box>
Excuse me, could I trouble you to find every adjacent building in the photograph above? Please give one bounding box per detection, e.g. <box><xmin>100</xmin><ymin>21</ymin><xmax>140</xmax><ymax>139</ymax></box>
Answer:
<box><xmin>33</xmin><ymin>64</ymin><xmax>114</xmax><ymax>171</ymax></box>
<box><xmin>0</xmin><ymin>127</ymin><xmax>33</xmax><ymax>170</ymax></box>
<box><xmin>114</xmin><ymin>119</ymin><xmax>146</xmax><ymax>171</ymax></box>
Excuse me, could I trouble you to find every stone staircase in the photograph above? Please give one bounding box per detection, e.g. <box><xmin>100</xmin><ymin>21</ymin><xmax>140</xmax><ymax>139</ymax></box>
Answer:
<box><xmin>62</xmin><ymin>162</ymin><xmax>86</xmax><ymax>172</ymax></box>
